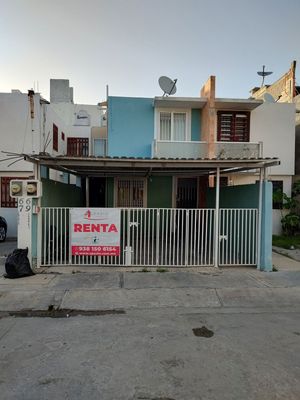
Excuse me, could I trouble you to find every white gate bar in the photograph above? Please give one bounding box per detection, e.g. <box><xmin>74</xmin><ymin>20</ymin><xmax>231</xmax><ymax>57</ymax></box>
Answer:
<box><xmin>40</xmin><ymin>207</ymin><xmax>234</xmax><ymax>267</ymax></box>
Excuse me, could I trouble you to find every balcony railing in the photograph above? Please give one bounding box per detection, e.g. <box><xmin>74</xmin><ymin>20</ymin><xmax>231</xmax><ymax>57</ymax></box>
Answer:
<box><xmin>152</xmin><ymin>140</ymin><xmax>208</xmax><ymax>159</ymax></box>
<box><xmin>215</xmin><ymin>142</ymin><xmax>263</xmax><ymax>159</ymax></box>
<box><xmin>152</xmin><ymin>140</ymin><xmax>263</xmax><ymax>159</ymax></box>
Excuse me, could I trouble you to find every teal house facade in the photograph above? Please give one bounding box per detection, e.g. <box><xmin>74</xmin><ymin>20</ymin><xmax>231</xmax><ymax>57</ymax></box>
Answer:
<box><xmin>25</xmin><ymin>76</ymin><xmax>282</xmax><ymax>270</ymax></box>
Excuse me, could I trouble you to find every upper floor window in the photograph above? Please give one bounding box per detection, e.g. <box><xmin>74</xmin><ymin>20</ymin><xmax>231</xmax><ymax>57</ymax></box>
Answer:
<box><xmin>217</xmin><ymin>111</ymin><xmax>250</xmax><ymax>142</ymax></box>
<box><xmin>53</xmin><ymin>124</ymin><xmax>58</xmax><ymax>151</ymax></box>
<box><xmin>94</xmin><ymin>138</ymin><xmax>107</xmax><ymax>157</ymax></box>
<box><xmin>157</xmin><ymin>110</ymin><xmax>190</xmax><ymax>141</ymax></box>
<box><xmin>67</xmin><ymin>137</ymin><xmax>89</xmax><ymax>157</ymax></box>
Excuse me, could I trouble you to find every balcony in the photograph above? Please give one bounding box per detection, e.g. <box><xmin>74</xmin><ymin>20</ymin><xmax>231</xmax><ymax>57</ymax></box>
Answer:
<box><xmin>152</xmin><ymin>140</ymin><xmax>262</xmax><ymax>159</ymax></box>
<box><xmin>215</xmin><ymin>142</ymin><xmax>263</xmax><ymax>159</ymax></box>
<box><xmin>152</xmin><ymin>140</ymin><xmax>208</xmax><ymax>159</ymax></box>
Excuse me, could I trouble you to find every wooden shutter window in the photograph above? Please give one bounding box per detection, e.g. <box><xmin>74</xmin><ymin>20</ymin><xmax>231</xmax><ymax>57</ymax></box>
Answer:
<box><xmin>53</xmin><ymin>124</ymin><xmax>58</xmax><ymax>151</ymax></box>
<box><xmin>217</xmin><ymin>111</ymin><xmax>250</xmax><ymax>142</ymax></box>
<box><xmin>67</xmin><ymin>138</ymin><xmax>89</xmax><ymax>156</ymax></box>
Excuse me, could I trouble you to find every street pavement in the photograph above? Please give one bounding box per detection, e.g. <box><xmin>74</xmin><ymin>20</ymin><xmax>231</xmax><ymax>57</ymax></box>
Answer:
<box><xmin>0</xmin><ymin>240</ymin><xmax>300</xmax><ymax>399</ymax></box>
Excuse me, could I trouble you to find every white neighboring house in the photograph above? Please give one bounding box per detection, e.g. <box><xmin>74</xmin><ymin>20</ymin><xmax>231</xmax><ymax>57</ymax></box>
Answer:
<box><xmin>222</xmin><ymin>102</ymin><xmax>295</xmax><ymax>235</ymax></box>
<box><xmin>249</xmin><ymin>61</ymin><xmax>298</xmax><ymax>234</ymax></box>
<box><xmin>0</xmin><ymin>80</ymin><xmax>105</xmax><ymax>237</ymax></box>
<box><xmin>0</xmin><ymin>89</ymin><xmax>70</xmax><ymax>237</ymax></box>
<box><xmin>49</xmin><ymin>79</ymin><xmax>106</xmax><ymax>184</ymax></box>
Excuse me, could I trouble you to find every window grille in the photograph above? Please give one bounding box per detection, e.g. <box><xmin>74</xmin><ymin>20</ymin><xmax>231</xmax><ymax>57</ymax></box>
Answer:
<box><xmin>67</xmin><ymin>138</ymin><xmax>89</xmax><ymax>157</ymax></box>
<box><xmin>53</xmin><ymin>124</ymin><xmax>58</xmax><ymax>151</ymax></box>
<box><xmin>117</xmin><ymin>179</ymin><xmax>145</xmax><ymax>207</ymax></box>
<box><xmin>1</xmin><ymin>177</ymin><xmax>27</xmax><ymax>208</ymax></box>
<box><xmin>217</xmin><ymin>111</ymin><xmax>250</xmax><ymax>142</ymax></box>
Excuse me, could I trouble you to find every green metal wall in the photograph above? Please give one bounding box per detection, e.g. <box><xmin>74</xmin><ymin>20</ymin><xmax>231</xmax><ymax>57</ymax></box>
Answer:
<box><xmin>41</xmin><ymin>178</ymin><xmax>84</xmax><ymax>207</ymax></box>
<box><xmin>206</xmin><ymin>183</ymin><xmax>259</xmax><ymax>208</ymax></box>
<box><xmin>106</xmin><ymin>178</ymin><xmax>114</xmax><ymax>207</ymax></box>
<box><xmin>147</xmin><ymin>176</ymin><xmax>173</xmax><ymax>208</ymax></box>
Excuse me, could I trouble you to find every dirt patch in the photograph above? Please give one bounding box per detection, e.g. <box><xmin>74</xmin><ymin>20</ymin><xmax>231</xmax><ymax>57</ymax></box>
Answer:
<box><xmin>192</xmin><ymin>326</ymin><xmax>214</xmax><ymax>338</ymax></box>
<box><xmin>0</xmin><ymin>308</ymin><xmax>125</xmax><ymax>318</ymax></box>
<box><xmin>137</xmin><ymin>397</ymin><xmax>175</xmax><ymax>400</ymax></box>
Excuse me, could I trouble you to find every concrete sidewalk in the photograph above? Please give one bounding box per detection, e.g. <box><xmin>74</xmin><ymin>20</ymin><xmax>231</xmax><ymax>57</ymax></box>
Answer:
<box><xmin>1</xmin><ymin>267</ymin><xmax>300</xmax><ymax>312</ymax></box>
<box><xmin>1</xmin><ymin>239</ymin><xmax>300</xmax><ymax>313</ymax></box>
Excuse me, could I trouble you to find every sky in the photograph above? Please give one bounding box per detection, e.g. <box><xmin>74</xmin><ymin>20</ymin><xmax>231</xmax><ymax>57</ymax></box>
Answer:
<box><xmin>1</xmin><ymin>0</ymin><xmax>300</xmax><ymax>104</ymax></box>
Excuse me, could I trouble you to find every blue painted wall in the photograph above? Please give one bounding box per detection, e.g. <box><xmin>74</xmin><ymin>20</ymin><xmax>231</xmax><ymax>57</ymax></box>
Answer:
<box><xmin>260</xmin><ymin>181</ymin><xmax>273</xmax><ymax>272</ymax></box>
<box><xmin>108</xmin><ymin>96</ymin><xmax>154</xmax><ymax>157</ymax></box>
<box><xmin>191</xmin><ymin>109</ymin><xmax>201</xmax><ymax>141</ymax></box>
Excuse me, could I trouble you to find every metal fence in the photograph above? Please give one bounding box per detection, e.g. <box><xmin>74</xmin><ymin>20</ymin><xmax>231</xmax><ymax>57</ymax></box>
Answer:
<box><xmin>40</xmin><ymin>207</ymin><xmax>257</xmax><ymax>267</ymax></box>
<box><xmin>219</xmin><ymin>209</ymin><xmax>258</xmax><ymax>266</ymax></box>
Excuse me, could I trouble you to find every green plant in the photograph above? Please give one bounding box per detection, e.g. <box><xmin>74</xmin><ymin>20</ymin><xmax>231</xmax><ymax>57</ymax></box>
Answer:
<box><xmin>273</xmin><ymin>234</ymin><xmax>300</xmax><ymax>249</ymax></box>
<box><xmin>273</xmin><ymin>182</ymin><xmax>300</xmax><ymax>236</ymax></box>
<box><xmin>281</xmin><ymin>213</ymin><xmax>300</xmax><ymax>236</ymax></box>
<box><xmin>292</xmin><ymin>180</ymin><xmax>300</xmax><ymax>196</ymax></box>
<box><xmin>156</xmin><ymin>268</ymin><xmax>167</xmax><ymax>273</ymax></box>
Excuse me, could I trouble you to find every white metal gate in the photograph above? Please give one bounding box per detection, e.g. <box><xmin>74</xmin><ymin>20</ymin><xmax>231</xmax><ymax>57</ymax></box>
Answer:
<box><xmin>219</xmin><ymin>209</ymin><xmax>258</xmax><ymax>266</ymax></box>
<box><xmin>39</xmin><ymin>207</ymin><xmax>257</xmax><ymax>267</ymax></box>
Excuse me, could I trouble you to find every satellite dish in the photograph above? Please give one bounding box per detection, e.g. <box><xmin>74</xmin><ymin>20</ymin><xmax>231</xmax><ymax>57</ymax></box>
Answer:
<box><xmin>263</xmin><ymin>93</ymin><xmax>275</xmax><ymax>103</ymax></box>
<box><xmin>257</xmin><ymin>65</ymin><xmax>273</xmax><ymax>86</ymax></box>
<box><xmin>158</xmin><ymin>76</ymin><xmax>177</xmax><ymax>96</ymax></box>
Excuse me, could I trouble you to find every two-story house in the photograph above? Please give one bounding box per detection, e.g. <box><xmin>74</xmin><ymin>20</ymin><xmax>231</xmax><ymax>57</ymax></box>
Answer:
<box><xmin>0</xmin><ymin>80</ymin><xmax>104</xmax><ymax>237</ymax></box>
<box><xmin>23</xmin><ymin>75</ymin><xmax>293</xmax><ymax>270</ymax></box>
<box><xmin>105</xmin><ymin>76</ymin><xmax>295</xmax><ymax>237</ymax></box>
<box><xmin>0</xmin><ymin>89</ymin><xmax>70</xmax><ymax>237</ymax></box>
<box><xmin>250</xmin><ymin>61</ymin><xmax>298</xmax><ymax>232</ymax></box>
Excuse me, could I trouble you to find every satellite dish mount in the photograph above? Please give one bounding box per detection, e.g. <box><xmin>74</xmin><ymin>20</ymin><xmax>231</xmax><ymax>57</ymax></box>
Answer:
<box><xmin>158</xmin><ymin>76</ymin><xmax>177</xmax><ymax>96</ymax></box>
<box><xmin>257</xmin><ymin>65</ymin><xmax>273</xmax><ymax>87</ymax></box>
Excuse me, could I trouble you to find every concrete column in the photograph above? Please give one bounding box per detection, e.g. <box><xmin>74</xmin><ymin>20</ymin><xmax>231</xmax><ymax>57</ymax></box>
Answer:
<box><xmin>257</xmin><ymin>167</ymin><xmax>272</xmax><ymax>271</ymax></box>
<box><xmin>257</xmin><ymin>168</ymin><xmax>263</xmax><ymax>270</ymax></box>
<box><xmin>214</xmin><ymin>167</ymin><xmax>220</xmax><ymax>268</ymax></box>
<box><xmin>85</xmin><ymin>177</ymin><xmax>89</xmax><ymax>207</ymax></box>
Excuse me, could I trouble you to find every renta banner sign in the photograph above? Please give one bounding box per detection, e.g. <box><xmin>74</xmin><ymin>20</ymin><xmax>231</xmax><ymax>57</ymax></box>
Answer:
<box><xmin>70</xmin><ymin>208</ymin><xmax>121</xmax><ymax>256</ymax></box>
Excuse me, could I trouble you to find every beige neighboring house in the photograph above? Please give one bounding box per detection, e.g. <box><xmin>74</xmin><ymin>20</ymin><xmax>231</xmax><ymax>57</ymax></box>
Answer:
<box><xmin>249</xmin><ymin>61</ymin><xmax>300</xmax><ymax>233</ymax></box>
<box><xmin>295</xmin><ymin>94</ymin><xmax>300</xmax><ymax>181</ymax></box>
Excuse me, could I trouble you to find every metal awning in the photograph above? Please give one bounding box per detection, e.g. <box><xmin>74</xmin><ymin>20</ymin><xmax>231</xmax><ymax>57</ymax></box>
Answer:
<box><xmin>24</xmin><ymin>154</ymin><xmax>280</xmax><ymax>178</ymax></box>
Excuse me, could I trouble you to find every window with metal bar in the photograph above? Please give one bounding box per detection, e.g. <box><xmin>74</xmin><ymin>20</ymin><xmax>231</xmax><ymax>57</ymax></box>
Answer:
<box><xmin>67</xmin><ymin>137</ymin><xmax>89</xmax><ymax>156</ymax></box>
<box><xmin>1</xmin><ymin>177</ymin><xmax>27</xmax><ymax>207</ymax></box>
<box><xmin>116</xmin><ymin>179</ymin><xmax>145</xmax><ymax>207</ymax></box>
<box><xmin>217</xmin><ymin>111</ymin><xmax>250</xmax><ymax>142</ymax></box>
<box><xmin>53</xmin><ymin>124</ymin><xmax>58</xmax><ymax>151</ymax></box>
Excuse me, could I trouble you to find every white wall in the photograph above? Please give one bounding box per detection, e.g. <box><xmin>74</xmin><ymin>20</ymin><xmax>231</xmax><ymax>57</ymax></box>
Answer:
<box><xmin>43</xmin><ymin>104</ymin><xmax>68</xmax><ymax>156</ymax></box>
<box><xmin>0</xmin><ymin>92</ymin><xmax>42</xmax><ymax>172</ymax></box>
<box><xmin>250</xmin><ymin>103</ymin><xmax>295</xmax><ymax>175</ymax></box>
<box><xmin>50</xmin><ymin>103</ymin><xmax>103</xmax><ymax>129</ymax></box>
<box><xmin>0</xmin><ymin>91</ymin><xmax>72</xmax><ymax>236</ymax></box>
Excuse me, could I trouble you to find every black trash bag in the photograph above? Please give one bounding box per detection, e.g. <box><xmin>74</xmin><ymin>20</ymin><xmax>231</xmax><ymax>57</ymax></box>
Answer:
<box><xmin>5</xmin><ymin>248</ymin><xmax>35</xmax><ymax>279</ymax></box>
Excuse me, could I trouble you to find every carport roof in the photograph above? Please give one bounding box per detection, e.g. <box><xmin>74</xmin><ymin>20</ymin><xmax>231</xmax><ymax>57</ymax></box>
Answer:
<box><xmin>24</xmin><ymin>154</ymin><xmax>280</xmax><ymax>177</ymax></box>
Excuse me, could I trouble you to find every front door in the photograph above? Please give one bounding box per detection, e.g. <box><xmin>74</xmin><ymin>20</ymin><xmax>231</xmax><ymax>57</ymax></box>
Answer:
<box><xmin>176</xmin><ymin>178</ymin><xmax>197</xmax><ymax>208</ymax></box>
